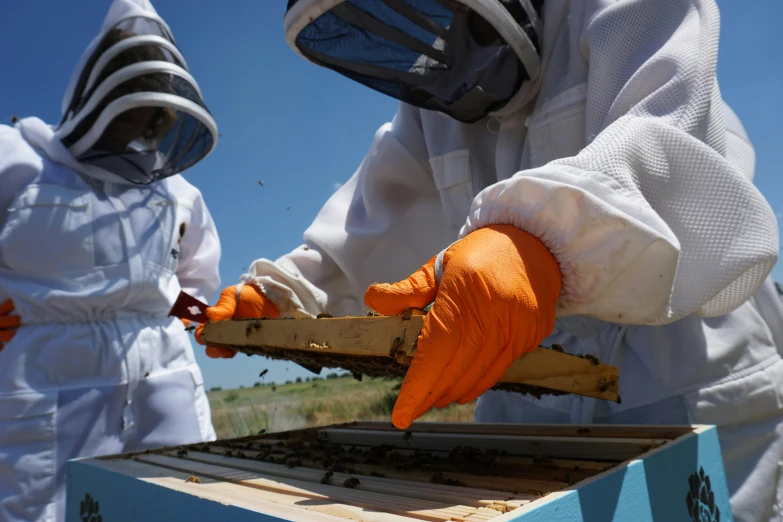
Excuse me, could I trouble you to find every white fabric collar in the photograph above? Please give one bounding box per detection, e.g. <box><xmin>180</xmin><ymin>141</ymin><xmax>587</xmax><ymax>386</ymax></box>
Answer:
<box><xmin>16</xmin><ymin>117</ymin><xmax>139</xmax><ymax>186</ymax></box>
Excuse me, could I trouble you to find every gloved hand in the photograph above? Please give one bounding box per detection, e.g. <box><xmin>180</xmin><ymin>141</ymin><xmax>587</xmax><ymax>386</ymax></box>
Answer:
<box><xmin>195</xmin><ymin>284</ymin><xmax>280</xmax><ymax>359</ymax></box>
<box><xmin>0</xmin><ymin>299</ymin><xmax>20</xmax><ymax>351</ymax></box>
<box><xmin>364</xmin><ymin>225</ymin><xmax>561</xmax><ymax>429</ymax></box>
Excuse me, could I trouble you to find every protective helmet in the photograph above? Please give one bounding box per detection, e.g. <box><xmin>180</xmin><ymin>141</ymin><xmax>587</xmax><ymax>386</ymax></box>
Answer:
<box><xmin>55</xmin><ymin>0</ymin><xmax>218</xmax><ymax>184</ymax></box>
<box><xmin>284</xmin><ymin>0</ymin><xmax>543</xmax><ymax>123</ymax></box>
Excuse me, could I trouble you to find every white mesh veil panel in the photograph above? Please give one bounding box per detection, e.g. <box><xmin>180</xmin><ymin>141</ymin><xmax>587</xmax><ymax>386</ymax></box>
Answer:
<box><xmin>54</xmin><ymin>7</ymin><xmax>218</xmax><ymax>184</ymax></box>
<box><xmin>284</xmin><ymin>0</ymin><xmax>542</xmax><ymax>123</ymax></box>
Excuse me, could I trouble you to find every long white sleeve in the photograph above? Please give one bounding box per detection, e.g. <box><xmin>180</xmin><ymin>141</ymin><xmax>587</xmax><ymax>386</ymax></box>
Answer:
<box><xmin>242</xmin><ymin>104</ymin><xmax>450</xmax><ymax>318</ymax></box>
<box><xmin>175</xmin><ymin>186</ymin><xmax>222</xmax><ymax>304</ymax></box>
<box><xmin>0</xmin><ymin>126</ymin><xmax>33</xmax><ymax>305</ymax></box>
<box><xmin>463</xmin><ymin>0</ymin><xmax>778</xmax><ymax>325</ymax></box>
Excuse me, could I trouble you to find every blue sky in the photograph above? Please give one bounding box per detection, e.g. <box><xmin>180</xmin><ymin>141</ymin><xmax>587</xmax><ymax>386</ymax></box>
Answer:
<box><xmin>1</xmin><ymin>1</ymin><xmax>780</xmax><ymax>390</ymax></box>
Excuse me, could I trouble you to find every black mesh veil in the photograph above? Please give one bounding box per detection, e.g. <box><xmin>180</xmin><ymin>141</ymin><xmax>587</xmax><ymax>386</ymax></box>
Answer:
<box><xmin>285</xmin><ymin>0</ymin><xmax>541</xmax><ymax>123</ymax></box>
<box><xmin>55</xmin><ymin>15</ymin><xmax>217</xmax><ymax>184</ymax></box>
<box><xmin>63</xmin><ymin>73</ymin><xmax>215</xmax><ymax>184</ymax></box>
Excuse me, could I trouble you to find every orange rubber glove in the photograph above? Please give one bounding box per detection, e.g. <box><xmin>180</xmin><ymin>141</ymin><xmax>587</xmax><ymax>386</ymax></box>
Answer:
<box><xmin>195</xmin><ymin>284</ymin><xmax>280</xmax><ymax>359</ymax></box>
<box><xmin>0</xmin><ymin>299</ymin><xmax>20</xmax><ymax>351</ymax></box>
<box><xmin>364</xmin><ymin>225</ymin><xmax>561</xmax><ymax>429</ymax></box>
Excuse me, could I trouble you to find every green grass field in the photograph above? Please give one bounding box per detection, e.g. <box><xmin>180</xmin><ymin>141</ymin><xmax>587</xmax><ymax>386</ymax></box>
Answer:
<box><xmin>207</xmin><ymin>374</ymin><xmax>476</xmax><ymax>439</ymax></box>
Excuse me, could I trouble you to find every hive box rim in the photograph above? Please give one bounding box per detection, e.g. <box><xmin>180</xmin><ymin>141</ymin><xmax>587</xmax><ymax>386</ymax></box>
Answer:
<box><xmin>66</xmin><ymin>423</ymin><xmax>730</xmax><ymax>522</ymax></box>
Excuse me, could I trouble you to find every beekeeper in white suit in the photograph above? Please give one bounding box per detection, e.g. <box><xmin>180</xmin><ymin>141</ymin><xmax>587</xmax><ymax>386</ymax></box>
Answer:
<box><xmin>0</xmin><ymin>0</ymin><xmax>221</xmax><ymax>519</ymax></box>
<box><xmin>197</xmin><ymin>0</ymin><xmax>782</xmax><ymax>520</ymax></box>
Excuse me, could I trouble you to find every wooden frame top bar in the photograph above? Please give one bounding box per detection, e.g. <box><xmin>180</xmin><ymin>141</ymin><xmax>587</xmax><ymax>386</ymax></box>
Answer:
<box><xmin>201</xmin><ymin>314</ymin><xmax>621</xmax><ymax>402</ymax></box>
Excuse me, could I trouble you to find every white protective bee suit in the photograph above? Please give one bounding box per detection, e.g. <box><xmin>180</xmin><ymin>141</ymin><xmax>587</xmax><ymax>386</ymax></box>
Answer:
<box><xmin>235</xmin><ymin>0</ymin><xmax>782</xmax><ymax>520</ymax></box>
<box><xmin>0</xmin><ymin>1</ymin><xmax>220</xmax><ymax>520</ymax></box>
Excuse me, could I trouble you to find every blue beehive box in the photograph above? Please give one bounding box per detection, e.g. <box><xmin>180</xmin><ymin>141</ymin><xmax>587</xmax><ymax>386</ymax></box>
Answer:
<box><xmin>66</xmin><ymin>422</ymin><xmax>731</xmax><ymax>521</ymax></box>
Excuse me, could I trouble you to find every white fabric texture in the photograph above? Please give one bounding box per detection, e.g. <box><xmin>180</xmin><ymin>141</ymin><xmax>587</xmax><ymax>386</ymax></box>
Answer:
<box><xmin>249</xmin><ymin>0</ymin><xmax>778</xmax><ymax>325</ymax></box>
<box><xmin>0</xmin><ymin>117</ymin><xmax>220</xmax><ymax>521</ymax></box>
<box><xmin>0</xmin><ymin>2</ymin><xmax>221</xmax><ymax>517</ymax></box>
<box><xmin>241</xmin><ymin>0</ymin><xmax>782</xmax><ymax>520</ymax></box>
<box><xmin>1</xmin><ymin>363</ymin><xmax>213</xmax><ymax>522</ymax></box>
<box><xmin>461</xmin><ymin>0</ymin><xmax>778</xmax><ymax>325</ymax></box>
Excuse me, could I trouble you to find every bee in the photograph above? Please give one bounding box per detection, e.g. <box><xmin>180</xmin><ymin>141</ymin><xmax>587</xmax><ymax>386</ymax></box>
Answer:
<box><xmin>177</xmin><ymin>222</ymin><xmax>186</xmax><ymax>245</ymax></box>
<box><xmin>583</xmin><ymin>354</ymin><xmax>600</xmax><ymax>366</ymax></box>
<box><xmin>430</xmin><ymin>473</ymin><xmax>462</xmax><ymax>486</ymax></box>
<box><xmin>185</xmin><ymin>475</ymin><xmax>201</xmax><ymax>484</ymax></box>
<box><xmin>343</xmin><ymin>477</ymin><xmax>360</xmax><ymax>489</ymax></box>
<box><xmin>320</xmin><ymin>471</ymin><xmax>334</xmax><ymax>484</ymax></box>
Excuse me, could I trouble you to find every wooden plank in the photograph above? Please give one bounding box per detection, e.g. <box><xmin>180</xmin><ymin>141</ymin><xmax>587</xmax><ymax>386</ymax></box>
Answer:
<box><xmin>318</xmin><ymin>429</ymin><xmax>668</xmax><ymax>462</ymax></box>
<box><xmin>85</xmin><ymin>458</ymin><xmax>354</xmax><ymax>522</ymax></box>
<box><xmin>494</xmin><ymin>347</ymin><xmax>619</xmax><ymax>402</ymax></box>
<box><xmin>201</xmin><ymin>316</ymin><xmax>620</xmax><ymax>402</ymax></box>
<box><xmin>213</xmin><ymin>441</ymin><xmax>605</xmax><ymax>483</ymax></box>
<box><xmin>202</xmin><ymin>452</ymin><xmax>603</xmax><ymax>488</ymax></box>
<box><xmin>169</xmin><ymin>450</ymin><xmax>533</xmax><ymax>508</ymax></box>
<box><xmin>181</xmin><ymin>451</ymin><xmax>534</xmax><ymax>505</ymax></box>
<box><xmin>136</xmin><ymin>453</ymin><xmax>469</xmax><ymax>520</ymax></box>
<box><xmin>463</xmin><ymin>508</ymin><xmax>509</xmax><ymax>522</ymax></box>
<box><xmin>202</xmin><ymin>315</ymin><xmax>421</xmax><ymax>358</ymax></box>
<box><xmin>341</xmin><ymin>422</ymin><xmax>693</xmax><ymax>440</ymax></box>
<box><xmin>217</xmin><ymin>439</ymin><xmax>614</xmax><ymax>474</ymax></box>
<box><xmin>135</xmin><ymin>454</ymin><xmax>485</xmax><ymax>522</ymax></box>
<box><xmin>202</xmin><ymin>446</ymin><xmax>562</xmax><ymax>496</ymax></box>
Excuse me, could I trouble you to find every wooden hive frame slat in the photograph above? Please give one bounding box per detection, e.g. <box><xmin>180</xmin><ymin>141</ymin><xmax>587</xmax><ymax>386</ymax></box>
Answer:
<box><xmin>175</xmin><ymin>448</ymin><xmax>536</xmax><ymax>508</ymax></box>
<box><xmin>134</xmin><ymin>453</ymin><xmax>493</xmax><ymax>521</ymax></box>
<box><xmin>209</xmin><ymin>440</ymin><xmax>603</xmax><ymax>490</ymax></box>
<box><xmin>317</xmin><ymin>429</ymin><xmax>670</xmax><ymax>462</ymax></box>
<box><xmin>340</xmin><ymin>422</ymin><xmax>694</xmax><ymax>440</ymax></box>
<box><xmin>200</xmin><ymin>314</ymin><xmax>621</xmax><ymax>402</ymax></box>
<box><xmin>162</xmin><ymin>450</ymin><xmax>532</xmax><ymax>513</ymax></box>
<box><xmin>197</xmin><ymin>445</ymin><xmax>560</xmax><ymax>497</ymax></box>
<box><xmin>86</xmin><ymin>458</ymin><xmax>351</xmax><ymax>522</ymax></box>
<box><xmin>218</xmin><ymin>437</ymin><xmax>612</xmax><ymax>470</ymax></box>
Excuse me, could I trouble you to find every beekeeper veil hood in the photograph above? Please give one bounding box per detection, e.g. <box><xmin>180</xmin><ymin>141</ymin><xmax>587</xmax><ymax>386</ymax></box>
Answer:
<box><xmin>284</xmin><ymin>0</ymin><xmax>542</xmax><ymax>124</ymax></box>
<box><xmin>54</xmin><ymin>0</ymin><xmax>218</xmax><ymax>185</ymax></box>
